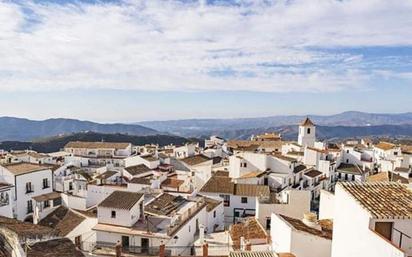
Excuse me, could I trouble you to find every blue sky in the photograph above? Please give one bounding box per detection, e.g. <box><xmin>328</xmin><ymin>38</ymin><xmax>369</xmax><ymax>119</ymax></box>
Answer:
<box><xmin>0</xmin><ymin>0</ymin><xmax>411</xmax><ymax>122</ymax></box>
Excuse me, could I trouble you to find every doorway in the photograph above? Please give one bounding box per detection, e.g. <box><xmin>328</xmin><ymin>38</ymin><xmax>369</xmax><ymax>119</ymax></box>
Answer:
<box><xmin>141</xmin><ymin>238</ymin><xmax>149</xmax><ymax>254</ymax></box>
<box><xmin>121</xmin><ymin>236</ymin><xmax>129</xmax><ymax>250</ymax></box>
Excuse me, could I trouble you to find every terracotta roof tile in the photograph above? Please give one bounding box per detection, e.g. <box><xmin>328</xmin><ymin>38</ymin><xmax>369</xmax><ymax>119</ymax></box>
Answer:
<box><xmin>279</xmin><ymin>214</ymin><xmax>332</xmax><ymax>240</ymax></box>
<box><xmin>65</xmin><ymin>141</ymin><xmax>130</xmax><ymax>149</ymax></box>
<box><xmin>339</xmin><ymin>182</ymin><xmax>412</xmax><ymax>219</ymax></box>
<box><xmin>230</xmin><ymin>218</ymin><xmax>267</xmax><ymax>250</ymax></box>
<box><xmin>181</xmin><ymin>155</ymin><xmax>211</xmax><ymax>166</ymax></box>
<box><xmin>27</xmin><ymin>238</ymin><xmax>84</xmax><ymax>257</ymax></box>
<box><xmin>99</xmin><ymin>191</ymin><xmax>143</xmax><ymax>210</ymax></box>
<box><xmin>39</xmin><ymin>206</ymin><xmax>85</xmax><ymax>236</ymax></box>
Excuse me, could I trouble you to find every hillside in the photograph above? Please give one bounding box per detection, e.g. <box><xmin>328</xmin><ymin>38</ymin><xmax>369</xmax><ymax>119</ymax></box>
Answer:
<box><xmin>0</xmin><ymin>132</ymin><xmax>198</xmax><ymax>153</ymax></box>
<box><xmin>137</xmin><ymin>111</ymin><xmax>412</xmax><ymax>136</ymax></box>
<box><xmin>0</xmin><ymin>117</ymin><xmax>158</xmax><ymax>141</ymax></box>
<box><xmin>191</xmin><ymin>124</ymin><xmax>412</xmax><ymax>141</ymax></box>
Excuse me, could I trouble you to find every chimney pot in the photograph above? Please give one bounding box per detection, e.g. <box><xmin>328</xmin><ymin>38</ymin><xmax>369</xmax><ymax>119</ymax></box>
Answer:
<box><xmin>159</xmin><ymin>242</ymin><xmax>165</xmax><ymax>257</ymax></box>
<box><xmin>203</xmin><ymin>243</ymin><xmax>208</xmax><ymax>257</ymax></box>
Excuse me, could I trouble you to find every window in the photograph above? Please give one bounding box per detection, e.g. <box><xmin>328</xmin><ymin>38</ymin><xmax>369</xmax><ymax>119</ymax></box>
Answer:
<box><xmin>42</xmin><ymin>178</ymin><xmax>49</xmax><ymax>189</ymax></box>
<box><xmin>346</xmin><ymin>150</ymin><xmax>349</xmax><ymax>153</ymax></box>
<box><xmin>240</xmin><ymin>162</ymin><xmax>247</xmax><ymax>168</ymax></box>
<box><xmin>26</xmin><ymin>182</ymin><xmax>33</xmax><ymax>193</ymax></box>
<box><xmin>53</xmin><ymin>197</ymin><xmax>62</xmax><ymax>206</ymax></box>
<box><xmin>213</xmin><ymin>210</ymin><xmax>216</xmax><ymax>218</ymax></box>
<box><xmin>394</xmin><ymin>152</ymin><xmax>398</xmax><ymax>156</ymax></box>
<box><xmin>220</xmin><ymin>194</ymin><xmax>230</xmax><ymax>207</ymax></box>
<box><xmin>111</xmin><ymin>210</ymin><xmax>116</xmax><ymax>218</ymax></box>
<box><xmin>44</xmin><ymin>200</ymin><xmax>50</xmax><ymax>208</ymax></box>
<box><xmin>266</xmin><ymin>218</ymin><xmax>271</xmax><ymax>230</ymax></box>
<box><xmin>27</xmin><ymin>200</ymin><xmax>33</xmax><ymax>214</ymax></box>
<box><xmin>188</xmin><ymin>225</ymin><xmax>191</xmax><ymax>232</ymax></box>
<box><xmin>69</xmin><ymin>182</ymin><xmax>73</xmax><ymax>191</ymax></box>
<box><xmin>241</xmin><ymin>197</ymin><xmax>248</xmax><ymax>204</ymax></box>
<box><xmin>307</xmin><ymin>128</ymin><xmax>311</xmax><ymax>134</ymax></box>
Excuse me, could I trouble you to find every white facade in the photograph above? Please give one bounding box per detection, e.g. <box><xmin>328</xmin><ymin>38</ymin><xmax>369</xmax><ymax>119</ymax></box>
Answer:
<box><xmin>331</xmin><ymin>184</ymin><xmax>411</xmax><ymax>257</ymax></box>
<box><xmin>271</xmin><ymin>214</ymin><xmax>332</xmax><ymax>257</ymax></box>
<box><xmin>298</xmin><ymin>122</ymin><xmax>316</xmax><ymax>148</ymax></box>
<box><xmin>0</xmin><ymin>165</ymin><xmax>53</xmax><ymax>221</ymax></box>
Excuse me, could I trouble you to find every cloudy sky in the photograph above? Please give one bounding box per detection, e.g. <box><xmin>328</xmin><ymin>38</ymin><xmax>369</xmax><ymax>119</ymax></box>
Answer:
<box><xmin>0</xmin><ymin>0</ymin><xmax>411</xmax><ymax>122</ymax></box>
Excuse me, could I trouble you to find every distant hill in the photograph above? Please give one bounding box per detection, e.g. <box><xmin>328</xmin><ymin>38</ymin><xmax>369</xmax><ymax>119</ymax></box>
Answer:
<box><xmin>0</xmin><ymin>117</ymin><xmax>158</xmax><ymax>141</ymax></box>
<box><xmin>0</xmin><ymin>132</ymin><xmax>198</xmax><ymax>153</ymax></box>
<box><xmin>203</xmin><ymin>124</ymin><xmax>412</xmax><ymax>141</ymax></box>
<box><xmin>137</xmin><ymin>111</ymin><xmax>412</xmax><ymax>137</ymax></box>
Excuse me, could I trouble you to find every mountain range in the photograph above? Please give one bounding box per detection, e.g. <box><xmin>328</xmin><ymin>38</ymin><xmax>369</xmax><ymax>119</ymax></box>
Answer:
<box><xmin>0</xmin><ymin>117</ymin><xmax>158</xmax><ymax>141</ymax></box>
<box><xmin>1</xmin><ymin>111</ymin><xmax>412</xmax><ymax>143</ymax></box>
<box><xmin>137</xmin><ymin>111</ymin><xmax>412</xmax><ymax>137</ymax></box>
<box><xmin>0</xmin><ymin>132</ymin><xmax>197</xmax><ymax>153</ymax></box>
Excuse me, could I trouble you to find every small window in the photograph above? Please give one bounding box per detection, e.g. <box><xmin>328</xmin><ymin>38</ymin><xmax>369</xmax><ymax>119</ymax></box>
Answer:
<box><xmin>213</xmin><ymin>210</ymin><xmax>216</xmax><ymax>218</ymax></box>
<box><xmin>189</xmin><ymin>225</ymin><xmax>191</xmax><ymax>232</ymax></box>
<box><xmin>69</xmin><ymin>182</ymin><xmax>73</xmax><ymax>191</ymax></box>
<box><xmin>26</xmin><ymin>182</ymin><xmax>33</xmax><ymax>193</ymax></box>
<box><xmin>27</xmin><ymin>200</ymin><xmax>33</xmax><ymax>214</ymax></box>
<box><xmin>307</xmin><ymin>128</ymin><xmax>311</xmax><ymax>134</ymax></box>
<box><xmin>42</xmin><ymin>178</ymin><xmax>49</xmax><ymax>189</ymax></box>
<box><xmin>44</xmin><ymin>200</ymin><xmax>50</xmax><ymax>208</ymax></box>
<box><xmin>241</xmin><ymin>197</ymin><xmax>248</xmax><ymax>204</ymax></box>
<box><xmin>266</xmin><ymin>218</ymin><xmax>271</xmax><ymax>230</ymax></box>
<box><xmin>346</xmin><ymin>150</ymin><xmax>349</xmax><ymax>153</ymax></box>
<box><xmin>111</xmin><ymin>210</ymin><xmax>116</xmax><ymax>218</ymax></box>
<box><xmin>220</xmin><ymin>194</ymin><xmax>230</xmax><ymax>207</ymax></box>
<box><xmin>394</xmin><ymin>152</ymin><xmax>398</xmax><ymax>156</ymax></box>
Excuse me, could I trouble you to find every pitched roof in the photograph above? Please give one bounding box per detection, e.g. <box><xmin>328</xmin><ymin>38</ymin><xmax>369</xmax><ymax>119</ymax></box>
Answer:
<box><xmin>300</xmin><ymin>117</ymin><xmax>315</xmax><ymax>126</ymax></box>
<box><xmin>95</xmin><ymin>170</ymin><xmax>118</xmax><ymax>180</ymax></box>
<box><xmin>367</xmin><ymin>171</ymin><xmax>409</xmax><ymax>184</ymax></box>
<box><xmin>38</xmin><ymin>206</ymin><xmax>85</xmax><ymax>236</ymax></box>
<box><xmin>230</xmin><ymin>218</ymin><xmax>267</xmax><ymax>250</ymax></box>
<box><xmin>27</xmin><ymin>238</ymin><xmax>84</xmax><ymax>257</ymax></box>
<box><xmin>125</xmin><ymin>164</ymin><xmax>152</xmax><ymax>176</ymax></box>
<box><xmin>394</xmin><ymin>167</ymin><xmax>410</xmax><ymax>173</ymax></box>
<box><xmin>235</xmin><ymin>184</ymin><xmax>270</xmax><ymax>197</ymax></box>
<box><xmin>129</xmin><ymin>176</ymin><xmax>152</xmax><ymax>185</ymax></box>
<box><xmin>144</xmin><ymin>193</ymin><xmax>187</xmax><ymax>216</ymax></box>
<box><xmin>337</xmin><ymin>163</ymin><xmax>367</xmax><ymax>175</ymax></box>
<box><xmin>239</xmin><ymin>171</ymin><xmax>266</xmax><ymax>179</ymax></box>
<box><xmin>65</xmin><ymin>141</ymin><xmax>130</xmax><ymax>149</ymax></box>
<box><xmin>304</xmin><ymin>169</ymin><xmax>323</xmax><ymax>178</ymax></box>
<box><xmin>293</xmin><ymin>164</ymin><xmax>307</xmax><ymax>174</ymax></box>
<box><xmin>161</xmin><ymin>178</ymin><xmax>184</xmax><ymax>189</ymax></box>
<box><xmin>338</xmin><ymin>182</ymin><xmax>412</xmax><ymax>219</ymax></box>
<box><xmin>200</xmin><ymin>175</ymin><xmax>234</xmax><ymax>195</ymax></box>
<box><xmin>375</xmin><ymin>142</ymin><xmax>397</xmax><ymax>151</ymax></box>
<box><xmin>181</xmin><ymin>155</ymin><xmax>211</xmax><ymax>166</ymax></box>
<box><xmin>202</xmin><ymin>196</ymin><xmax>222</xmax><ymax>212</ymax></box>
<box><xmin>0</xmin><ymin>215</ymin><xmax>55</xmax><ymax>238</ymax></box>
<box><xmin>200</xmin><ymin>175</ymin><xmax>270</xmax><ymax>197</ymax></box>
<box><xmin>279</xmin><ymin>214</ymin><xmax>332</xmax><ymax>240</ymax></box>
<box><xmin>99</xmin><ymin>191</ymin><xmax>143</xmax><ymax>210</ymax></box>
<box><xmin>1</xmin><ymin>163</ymin><xmax>53</xmax><ymax>175</ymax></box>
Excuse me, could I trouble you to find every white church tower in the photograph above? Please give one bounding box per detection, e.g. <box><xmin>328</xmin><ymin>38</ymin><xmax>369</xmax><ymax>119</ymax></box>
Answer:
<box><xmin>298</xmin><ymin>117</ymin><xmax>316</xmax><ymax>147</ymax></box>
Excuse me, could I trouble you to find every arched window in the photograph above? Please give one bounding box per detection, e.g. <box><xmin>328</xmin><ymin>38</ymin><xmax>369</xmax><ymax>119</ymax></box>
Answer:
<box><xmin>307</xmin><ymin>128</ymin><xmax>311</xmax><ymax>134</ymax></box>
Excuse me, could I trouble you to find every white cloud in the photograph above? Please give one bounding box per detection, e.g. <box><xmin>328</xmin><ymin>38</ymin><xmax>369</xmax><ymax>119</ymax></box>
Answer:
<box><xmin>0</xmin><ymin>0</ymin><xmax>411</xmax><ymax>92</ymax></box>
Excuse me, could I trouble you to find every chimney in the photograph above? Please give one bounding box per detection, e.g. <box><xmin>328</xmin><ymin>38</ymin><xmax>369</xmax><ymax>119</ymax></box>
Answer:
<box><xmin>159</xmin><ymin>242</ymin><xmax>165</xmax><ymax>257</ymax></box>
<box><xmin>302</xmin><ymin>212</ymin><xmax>321</xmax><ymax>230</ymax></box>
<box><xmin>202</xmin><ymin>243</ymin><xmax>208</xmax><ymax>257</ymax></box>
